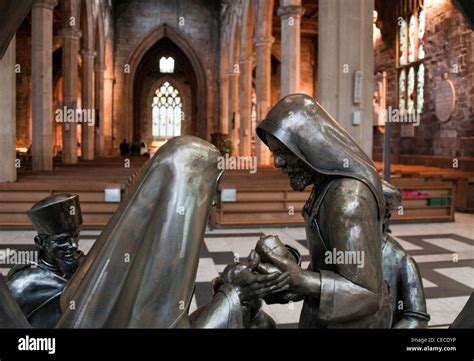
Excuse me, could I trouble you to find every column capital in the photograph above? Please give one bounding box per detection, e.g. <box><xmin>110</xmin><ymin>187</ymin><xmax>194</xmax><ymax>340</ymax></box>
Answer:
<box><xmin>59</xmin><ymin>27</ymin><xmax>82</xmax><ymax>40</ymax></box>
<box><xmin>33</xmin><ymin>0</ymin><xmax>58</xmax><ymax>11</ymax></box>
<box><xmin>81</xmin><ymin>49</ymin><xmax>97</xmax><ymax>59</ymax></box>
<box><xmin>277</xmin><ymin>5</ymin><xmax>305</xmax><ymax>18</ymax></box>
<box><xmin>253</xmin><ymin>35</ymin><xmax>275</xmax><ymax>48</ymax></box>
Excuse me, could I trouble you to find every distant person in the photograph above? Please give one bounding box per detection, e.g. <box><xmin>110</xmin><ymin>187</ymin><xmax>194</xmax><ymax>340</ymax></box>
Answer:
<box><xmin>140</xmin><ymin>142</ymin><xmax>149</xmax><ymax>157</ymax></box>
<box><xmin>130</xmin><ymin>141</ymin><xmax>139</xmax><ymax>156</ymax></box>
<box><xmin>119</xmin><ymin>139</ymin><xmax>129</xmax><ymax>156</ymax></box>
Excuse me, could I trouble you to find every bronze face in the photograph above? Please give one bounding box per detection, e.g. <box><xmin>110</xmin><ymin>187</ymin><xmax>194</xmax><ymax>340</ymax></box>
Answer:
<box><xmin>266</xmin><ymin>133</ymin><xmax>314</xmax><ymax>191</ymax></box>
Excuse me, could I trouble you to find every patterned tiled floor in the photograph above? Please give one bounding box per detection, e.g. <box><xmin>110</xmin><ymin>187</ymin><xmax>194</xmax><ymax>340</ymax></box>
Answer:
<box><xmin>1</xmin><ymin>213</ymin><xmax>473</xmax><ymax>328</ymax></box>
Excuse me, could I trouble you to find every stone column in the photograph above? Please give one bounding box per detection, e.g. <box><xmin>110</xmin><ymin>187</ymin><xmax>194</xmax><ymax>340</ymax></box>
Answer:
<box><xmin>60</xmin><ymin>26</ymin><xmax>81</xmax><ymax>164</ymax></box>
<box><xmin>94</xmin><ymin>65</ymin><xmax>105</xmax><ymax>157</ymax></box>
<box><xmin>219</xmin><ymin>74</ymin><xmax>230</xmax><ymax>135</ymax></box>
<box><xmin>228</xmin><ymin>70</ymin><xmax>240</xmax><ymax>156</ymax></box>
<box><xmin>318</xmin><ymin>0</ymin><xmax>374</xmax><ymax>155</ymax></box>
<box><xmin>31</xmin><ymin>0</ymin><xmax>57</xmax><ymax>171</ymax></box>
<box><xmin>254</xmin><ymin>35</ymin><xmax>274</xmax><ymax>165</ymax></box>
<box><xmin>103</xmin><ymin>74</ymin><xmax>114</xmax><ymax>156</ymax></box>
<box><xmin>278</xmin><ymin>0</ymin><xmax>304</xmax><ymax>97</ymax></box>
<box><xmin>239</xmin><ymin>55</ymin><xmax>253</xmax><ymax>156</ymax></box>
<box><xmin>80</xmin><ymin>49</ymin><xmax>95</xmax><ymax>160</ymax></box>
<box><xmin>0</xmin><ymin>36</ymin><xmax>16</xmax><ymax>182</ymax></box>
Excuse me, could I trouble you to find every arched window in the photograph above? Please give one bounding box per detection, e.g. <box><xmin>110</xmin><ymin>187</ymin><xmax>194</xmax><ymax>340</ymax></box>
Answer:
<box><xmin>152</xmin><ymin>81</ymin><xmax>182</xmax><ymax>138</ymax></box>
<box><xmin>397</xmin><ymin>0</ymin><xmax>425</xmax><ymax>114</ymax></box>
<box><xmin>159</xmin><ymin>56</ymin><xmax>175</xmax><ymax>73</ymax></box>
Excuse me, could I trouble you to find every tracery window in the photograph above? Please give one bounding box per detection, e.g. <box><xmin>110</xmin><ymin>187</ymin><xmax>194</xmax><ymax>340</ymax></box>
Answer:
<box><xmin>397</xmin><ymin>0</ymin><xmax>425</xmax><ymax>114</ymax></box>
<box><xmin>152</xmin><ymin>82</ymin><xmax>182</xmax><ymax>138</ymax></box>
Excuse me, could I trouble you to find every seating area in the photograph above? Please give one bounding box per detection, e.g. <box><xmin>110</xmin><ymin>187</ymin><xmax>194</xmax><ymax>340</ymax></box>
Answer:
<box><xmin>212</xmin><ymin>162</ymin><xmax>474</xmax><ymax>227</ymax></box>
<box><xmin>0</xmin><ymin>157</ymin><xmax>147</xmax><ymax>228</ymax></box>
<box><xmin>0</xmin><ymin>157</ymin><xmax>472</xmax><ymax>228</ymax></box>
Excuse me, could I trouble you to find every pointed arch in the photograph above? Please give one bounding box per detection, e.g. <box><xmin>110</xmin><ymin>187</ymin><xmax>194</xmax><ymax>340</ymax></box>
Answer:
<box><xmin>125</xmin><ymin>24</ymin><xmax>208</xmax><ymax>140</ymax></box>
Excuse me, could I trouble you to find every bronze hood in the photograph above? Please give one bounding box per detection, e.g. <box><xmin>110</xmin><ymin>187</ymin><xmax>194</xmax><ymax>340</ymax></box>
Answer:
<box><xmin>257</xmin><ymin>94</ymin><xmax>385</xmax><ymax>217</ymax></box>
<box><xmin>57</xmin><ymin>136</ymin><xmax>223</xmax><ymax>328</ymax></box>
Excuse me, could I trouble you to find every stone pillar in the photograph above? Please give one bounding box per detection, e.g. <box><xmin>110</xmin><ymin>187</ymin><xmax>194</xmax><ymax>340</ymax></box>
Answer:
<box><xmin>228</xmin><ymin>71</ymin><xmax>240</xmax><ymax>156</ymax></box>
<box><xmin>219</xmin><ymin>74</ymin><xmax>230</xmax><ymax>135</ymax></box>
<box><xmin>94</xmin><ymin>65</ymin><xmax>105</xmax><ymax>157</ymax></box>
<box><xmin>60</xmin><ymin>26</ymin><xmax>81</xmax><ymax>164</ymax></box>
<box><xmin>0</xmin><ymin>36</ymin><xmax>16</xmax><ymax>182</ymax></box>
<box><xmin>254</xmin><ymin>35</ymin><xmax>274</xmax><ymax>165</ymax></box>
<box><xmin>278</xmin><ymin>0</ymin><xmax>303</xmax><ymax>97</ymax></box>
<box><xmin>318</xmin><ymin>0</ymin><xmax>374</xmax><ymax>155</ymax></box>
<box><xmin>80</xmin><ymin>49</ymin><xmax>95</xmax><ymax>160</ymax></box>
<box><xmin>31</xmin><ymin>0</ymin><xmax>57</xmax><ymax>171</ymax></box>
<box><xmin>103</xmin><ymin>74</ymin><xmax>114</xmax><ymax>156</ymax></box>
<box><xmin>239</xmin><ymin>55</ymin><xmax>253</xmax><ymax>156</ymax></box>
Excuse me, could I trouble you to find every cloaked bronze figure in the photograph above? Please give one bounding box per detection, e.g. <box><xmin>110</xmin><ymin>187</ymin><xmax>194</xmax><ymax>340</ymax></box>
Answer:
<box><xmin>0</xmin><ymin>275</ymin><xmax>30</xmax><ymax>328</ymax></box>
<box><xmin>6</xmin><ymin>194</ymin><xmax>84</xmax><ymax>328</ymax></box>
<box><xmin>57</xmin><ymin>136</ymin><xmax>288</xmax><ymax>328</ymax></box>
<box><xmin>255</xmin><ymin>94</ymin><xmax>392</xmax><ymax>328</ymax></box>
<box><xmin>381</xmin><ymin>180</ymin><xmax>430</xmax><ymax>328</ymax></box>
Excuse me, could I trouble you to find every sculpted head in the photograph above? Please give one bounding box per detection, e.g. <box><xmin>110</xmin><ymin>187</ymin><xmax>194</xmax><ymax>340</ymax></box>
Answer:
<box><xmin>266</xmin><ymin>133</ymin><xmax>315</xmax><ymax>191</ymax></box>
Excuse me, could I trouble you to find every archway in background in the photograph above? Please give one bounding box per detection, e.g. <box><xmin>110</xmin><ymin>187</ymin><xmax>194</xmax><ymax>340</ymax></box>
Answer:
<box><xmin>126</xmin><ymin>25</ymin><xmax>208</xmax><ymax>142</ymax></box>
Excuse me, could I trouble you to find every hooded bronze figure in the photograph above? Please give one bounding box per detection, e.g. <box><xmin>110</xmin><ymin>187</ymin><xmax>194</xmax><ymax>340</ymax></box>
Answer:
<box><xmin>381</xmin><ymin>180</ymin><xmax>430</xmax><ymax>328</ymax></box>
<box><xmin>256</xmin><ymin>94</ymin><xmax>392</xmax><ymax>328</ymax></box>
<box><xmin>6</xmin><ymin>193</ymin><xmax>84</xmax><ymax>328</ymax></box>
<box><xmin>57</xmin><ymin>136</ymin><xmax>287</xmax><ymax>328</ymax></box>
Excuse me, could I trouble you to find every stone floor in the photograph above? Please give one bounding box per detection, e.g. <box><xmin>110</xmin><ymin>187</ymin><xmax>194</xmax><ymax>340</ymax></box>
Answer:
<box><xmin>1</xmin><ymin>212</ymin><xmax>473</xmax><ymax>328</ymax></box>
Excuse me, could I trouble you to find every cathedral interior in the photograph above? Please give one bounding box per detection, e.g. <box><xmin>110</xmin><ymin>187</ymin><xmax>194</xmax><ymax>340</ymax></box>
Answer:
<box><xmin>0</xmin><ymin>0</ymin><xmax>473</xmax><ymax>329</ymax></box>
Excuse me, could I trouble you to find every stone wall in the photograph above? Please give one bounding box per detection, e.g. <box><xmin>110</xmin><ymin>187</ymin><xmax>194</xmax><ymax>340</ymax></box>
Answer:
<box><xmin>374</xmin><ymin>0</ymin><xmax>474</xmax><ymax>162</ymax></box>
<box><xmin>112</xmin><ymin>0</ymin><xmax>220</xmax><ymax>144</ymax></box>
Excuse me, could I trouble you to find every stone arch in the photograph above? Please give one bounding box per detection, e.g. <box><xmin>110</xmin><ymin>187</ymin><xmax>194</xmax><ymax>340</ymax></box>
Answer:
<box><xmin>80</xmin><ymin>0</ymin><xmax>94</xmax><ymax>51</ymax></box>
<box><xmin>125</xmin><ymin>25</ymin><xmax>208</xmax><ymax>141</ymax></box>
<box><xmin>240</xmin><ymin>0</ymin><xmax>255</xmax><ymax>61</ymax></box>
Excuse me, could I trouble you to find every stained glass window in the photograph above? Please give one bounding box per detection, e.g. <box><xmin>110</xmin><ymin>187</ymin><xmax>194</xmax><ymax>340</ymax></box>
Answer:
<box><xmin>407</xmin><ymin>66</ymin><xmax>415</xmax><ymax>111</ymax></box>
<box><xmin>397</xmin><ymin>0</ymin><xmax>424</xmax><ymax>115</ymax></box>
<box><xmin>152</xmin><ymin>82</ymin><xmax>182</xmax><ymax>138</ymax></box>
<box><xmin>398</xmin><ymin>19</ymin><xmax>407</xmax><ymax>66</ymax></box>
<box><xmin>408</xmin><ymin>15</ymin><xmax>416</xmax><ymax>63</ymax></box>
<box><xmin>398</xmin><ymin>70</ymin><xmax>406</xmax><ymax>111</ymax></box>
<box><xmin>417</xmin><ymin>63</ymin><xmax>425</xmax><ymax>112</ymax></box>
<box><xmin>418</xmin><ymin>9</ymin><xmax>425</xmax><ymax>60</ymax></box>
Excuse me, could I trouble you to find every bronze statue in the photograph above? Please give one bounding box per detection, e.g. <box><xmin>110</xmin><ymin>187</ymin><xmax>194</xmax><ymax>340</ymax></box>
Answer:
<box><xmin>57</xmin><ymin>136</ymin><xmax>288</xmax><ymax>328</ymax></box>
<box><xmin>381</xmin><ymin>180</ymin><xmax>430</xmax><ymax>328</ymax></box>
<box><xmin>211</xmin><ymin>237</ymin><xmax>302</xmax><ymax>328</ymax></box>
<box><xmin>6</xmin><ymin>193</ymin><xmax>84</xmax><ymax>328</ymax></box>
<box><xmin>0</xmin><ymin>275</ymin><xmax>30</xmax><ymax>328</ymax></box>
<box><xmin>255</xmin><ymin>94</ymin><xmax>392</xmax><ymax>328</ymax></box>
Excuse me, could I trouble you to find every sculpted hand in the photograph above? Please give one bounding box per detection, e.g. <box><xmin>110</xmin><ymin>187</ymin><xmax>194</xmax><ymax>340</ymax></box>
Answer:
<box><xmin>256</xmin><ymin>245</ymin><xmax>304</xmax><ymax>290</ymax></box>
<box><xmin>221</xmin><ymin>255</ymin><xmax>290</xmax><ymax>303</ymax></box>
